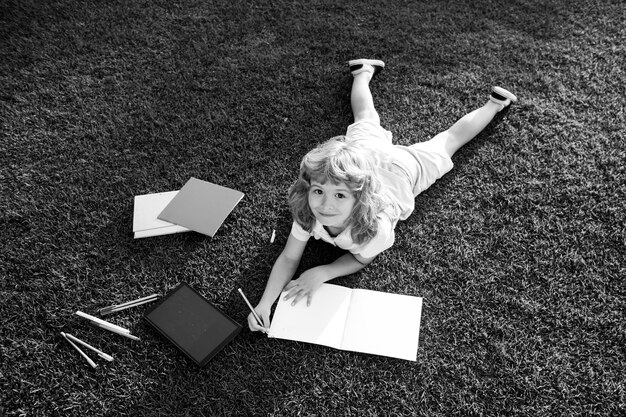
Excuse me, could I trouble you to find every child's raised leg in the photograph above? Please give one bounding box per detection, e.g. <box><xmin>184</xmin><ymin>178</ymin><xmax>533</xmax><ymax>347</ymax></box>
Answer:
<box><xmin>432</xmin><ymin>86</ymin><xmax>518</xmax><ymax>157</ymax></box>
<box><xmin>348</xmin><ymin>59</ymin><xmax>385</xmax><ymax>124</ymax></box>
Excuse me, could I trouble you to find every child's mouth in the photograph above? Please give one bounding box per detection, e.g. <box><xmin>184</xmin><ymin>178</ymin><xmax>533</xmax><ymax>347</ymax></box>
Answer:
<box><xmin>317</xmin><ymin>212</ymin><xmax>337</xmax><ymax>218</ymax></box>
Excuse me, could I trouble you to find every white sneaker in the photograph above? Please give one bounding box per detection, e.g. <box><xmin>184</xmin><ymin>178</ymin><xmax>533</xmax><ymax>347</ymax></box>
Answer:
<box><xmin>348</xmin><ymin>59</ymin><xmax>385</xmax><ymax>77</ymax></box>
<box><xmin>490</xmin><ymin>86</ymin><xmax>518</xmax><ymax>110</ymax></box>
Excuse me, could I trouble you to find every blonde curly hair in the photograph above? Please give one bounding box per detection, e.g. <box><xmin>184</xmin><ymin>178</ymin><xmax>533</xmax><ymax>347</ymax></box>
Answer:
<box><xmin>288</xmin><ymin>136</ymin><xmax>393</xmax><ymax>244</ymax></box>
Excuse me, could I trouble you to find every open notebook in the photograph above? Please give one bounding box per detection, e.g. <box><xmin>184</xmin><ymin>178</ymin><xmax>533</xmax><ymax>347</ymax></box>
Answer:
<box><xmin>268</xmin><ymin>284</ymin><xmax>422</xmax><ymax>361</ymax></box>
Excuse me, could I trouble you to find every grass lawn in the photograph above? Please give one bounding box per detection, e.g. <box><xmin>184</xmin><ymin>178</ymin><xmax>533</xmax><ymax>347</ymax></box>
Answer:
<box><xmin>1</xmin><ymin>0</ymin><xmax>624</xmax><ymax>415</ymax></box>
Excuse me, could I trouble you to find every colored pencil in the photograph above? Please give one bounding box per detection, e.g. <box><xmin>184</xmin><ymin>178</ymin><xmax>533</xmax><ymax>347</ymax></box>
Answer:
<box><xmin>237</xmin><ymin>288</ymin><xmax>267</xmax><ymax>332</ymax></box>
<box><xmin>75</xmin><ymin>311</ymin><xmax>130</xmax><ymax>333</ymax></box>
<box><xmin>99</xmin><ymin>294</ymin><xmax>159</xmax><ymax>316</ymax></box>
<box><xmin>65</xmin><ymin>333</ymin><xmax>113</xmax><ymax>361</ymax></box>
<box><xmin>61</xmin><ymin>332</ymin><xmax>97</xmax><ymax>368</ymax></box>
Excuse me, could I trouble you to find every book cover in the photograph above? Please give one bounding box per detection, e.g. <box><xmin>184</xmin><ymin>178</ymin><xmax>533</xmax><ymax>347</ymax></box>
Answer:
<box><xmin>157</xmin><ymin>177</ymin><xmax>244</xmax><ymax>237</ymax></box>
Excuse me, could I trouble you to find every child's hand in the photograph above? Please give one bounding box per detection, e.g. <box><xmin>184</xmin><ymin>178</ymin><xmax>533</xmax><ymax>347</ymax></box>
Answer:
<box><xmin>283</xmin><ymin>267</ymin><xmax>327</xmax><ymax>307</ymax></box>
<box><xmin>247</xmin><ymin>305</ymin><xmax>270</xmax><ymax>333</ymax></box>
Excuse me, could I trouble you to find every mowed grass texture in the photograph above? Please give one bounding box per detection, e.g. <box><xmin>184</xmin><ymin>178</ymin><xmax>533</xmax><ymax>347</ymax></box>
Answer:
<box><xmin>1</xmin><ymin>0</ymin><xmax>624</xmax><ymax>415</ymax></box>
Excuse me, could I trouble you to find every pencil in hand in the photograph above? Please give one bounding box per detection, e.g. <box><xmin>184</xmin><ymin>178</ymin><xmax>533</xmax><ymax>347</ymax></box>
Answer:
<box><xmin>237</xmin><ymin>288</ymin><xmax>268</xmax><ymax>333</ymax></box>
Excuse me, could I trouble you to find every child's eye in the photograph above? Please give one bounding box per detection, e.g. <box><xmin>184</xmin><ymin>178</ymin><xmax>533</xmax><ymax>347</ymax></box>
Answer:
<box><xmin>336</xmin><ymin>193</ymin><xmax>346</xmax><ymax>199</ymax></box>
<box><xmin>312</xmin><ymin>189</ymin><xmax>323</xmax><ymax>195</ymax></box>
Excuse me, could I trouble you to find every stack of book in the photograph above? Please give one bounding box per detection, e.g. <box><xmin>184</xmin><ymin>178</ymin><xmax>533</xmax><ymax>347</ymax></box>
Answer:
<box><xmin>132</xmin><ymin>177</ymin><xmax>244</xmax><ymax>238</ymax></box>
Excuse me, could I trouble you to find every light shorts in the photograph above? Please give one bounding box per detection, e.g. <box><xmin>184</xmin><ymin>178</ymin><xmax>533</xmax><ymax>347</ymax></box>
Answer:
<box><xmin>345</xmin><ymin>120</ymin><xmax>454</xmax><ymax>197</ymax></box>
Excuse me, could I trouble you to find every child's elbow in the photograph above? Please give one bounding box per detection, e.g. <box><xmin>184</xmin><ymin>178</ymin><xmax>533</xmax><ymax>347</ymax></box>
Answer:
<box><xmin>354</xmin><ymin>253</ymin><xmax>376</xmax><ymax>265</ymax></box>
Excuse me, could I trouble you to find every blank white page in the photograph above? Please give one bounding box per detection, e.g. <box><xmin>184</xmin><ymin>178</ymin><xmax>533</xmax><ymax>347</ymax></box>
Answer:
<box><xmin>268</xmin><ymin>284</ymin><xmax>353</xmax><ymax>349</ymax></box>
<box><xmin>133</xmin><ymin>191</ymin><xmax>190</xmax><ymax>234</ymax></box>
<box><xmin>340</xmin><ymin>289</ymin><xmax>422</xmax><ymax>361</ymax></box>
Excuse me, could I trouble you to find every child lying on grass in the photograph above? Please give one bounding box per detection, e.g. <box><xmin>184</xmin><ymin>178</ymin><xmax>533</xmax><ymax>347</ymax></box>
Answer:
<box><xmin>248</xmin><ymin>58</ymin><xmax>517</xmax><ymax>332</ymax></box>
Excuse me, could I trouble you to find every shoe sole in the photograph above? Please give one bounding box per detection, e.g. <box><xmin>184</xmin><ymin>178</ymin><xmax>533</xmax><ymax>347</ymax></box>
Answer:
<box><xmin>348</xmin><ymin>59</ymin><xmax>385</xmax><ymax>75</ymax></box>
<box><xmin>492</xmin><ymin>86</ymin><xmax>518</xmax><ymax>103</ymax></box>
<box><xmin>348</xmin><ymin>59</ymin><xmax>385</xmax><ymax>68</ymax></box>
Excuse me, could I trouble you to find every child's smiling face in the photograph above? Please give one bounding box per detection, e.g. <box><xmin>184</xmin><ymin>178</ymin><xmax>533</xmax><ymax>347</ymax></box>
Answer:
<box><xmin>308</xmin><ymin>179</ymin><xmax>356</xmax><ymax>233</ymax></box>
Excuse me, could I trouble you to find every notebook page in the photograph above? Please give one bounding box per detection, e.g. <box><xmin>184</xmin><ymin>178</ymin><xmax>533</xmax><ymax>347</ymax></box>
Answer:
<box><xmin>133</xmin><ymin>191</ymin><xmax>185</xmax><ymax>232</ymax></box>
<box><xmin>268</xmin><ymin>284</ymin><xmax>353</xmax><ymax>349</ymax></box>
<box><xmin>340</xmin><ymin>289</ymin><xmax>422</xmax><ymax>361</ymax></box>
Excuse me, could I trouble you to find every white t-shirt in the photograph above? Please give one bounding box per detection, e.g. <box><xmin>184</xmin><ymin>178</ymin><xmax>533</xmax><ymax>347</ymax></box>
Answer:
<box><xmin>288</xmin><ymin>120</ymin><xmax>453</xmax><ymax>259</ymax></box>
<box><xmin>290</xmin><ymin>216</ymin><xmax>395</xmax><ymax>259</ymax></box>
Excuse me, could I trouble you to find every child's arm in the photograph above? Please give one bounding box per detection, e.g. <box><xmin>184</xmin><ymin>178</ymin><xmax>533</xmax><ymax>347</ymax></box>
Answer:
<box><xmin>283</xmin><ymin>252</ymin><xmax>375</xmax><ymax>307</ymax></box>
<box><xmin>247</xmin><ymin>233</ymin><xmax>307</xmax><ymax>332</ymax></box>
